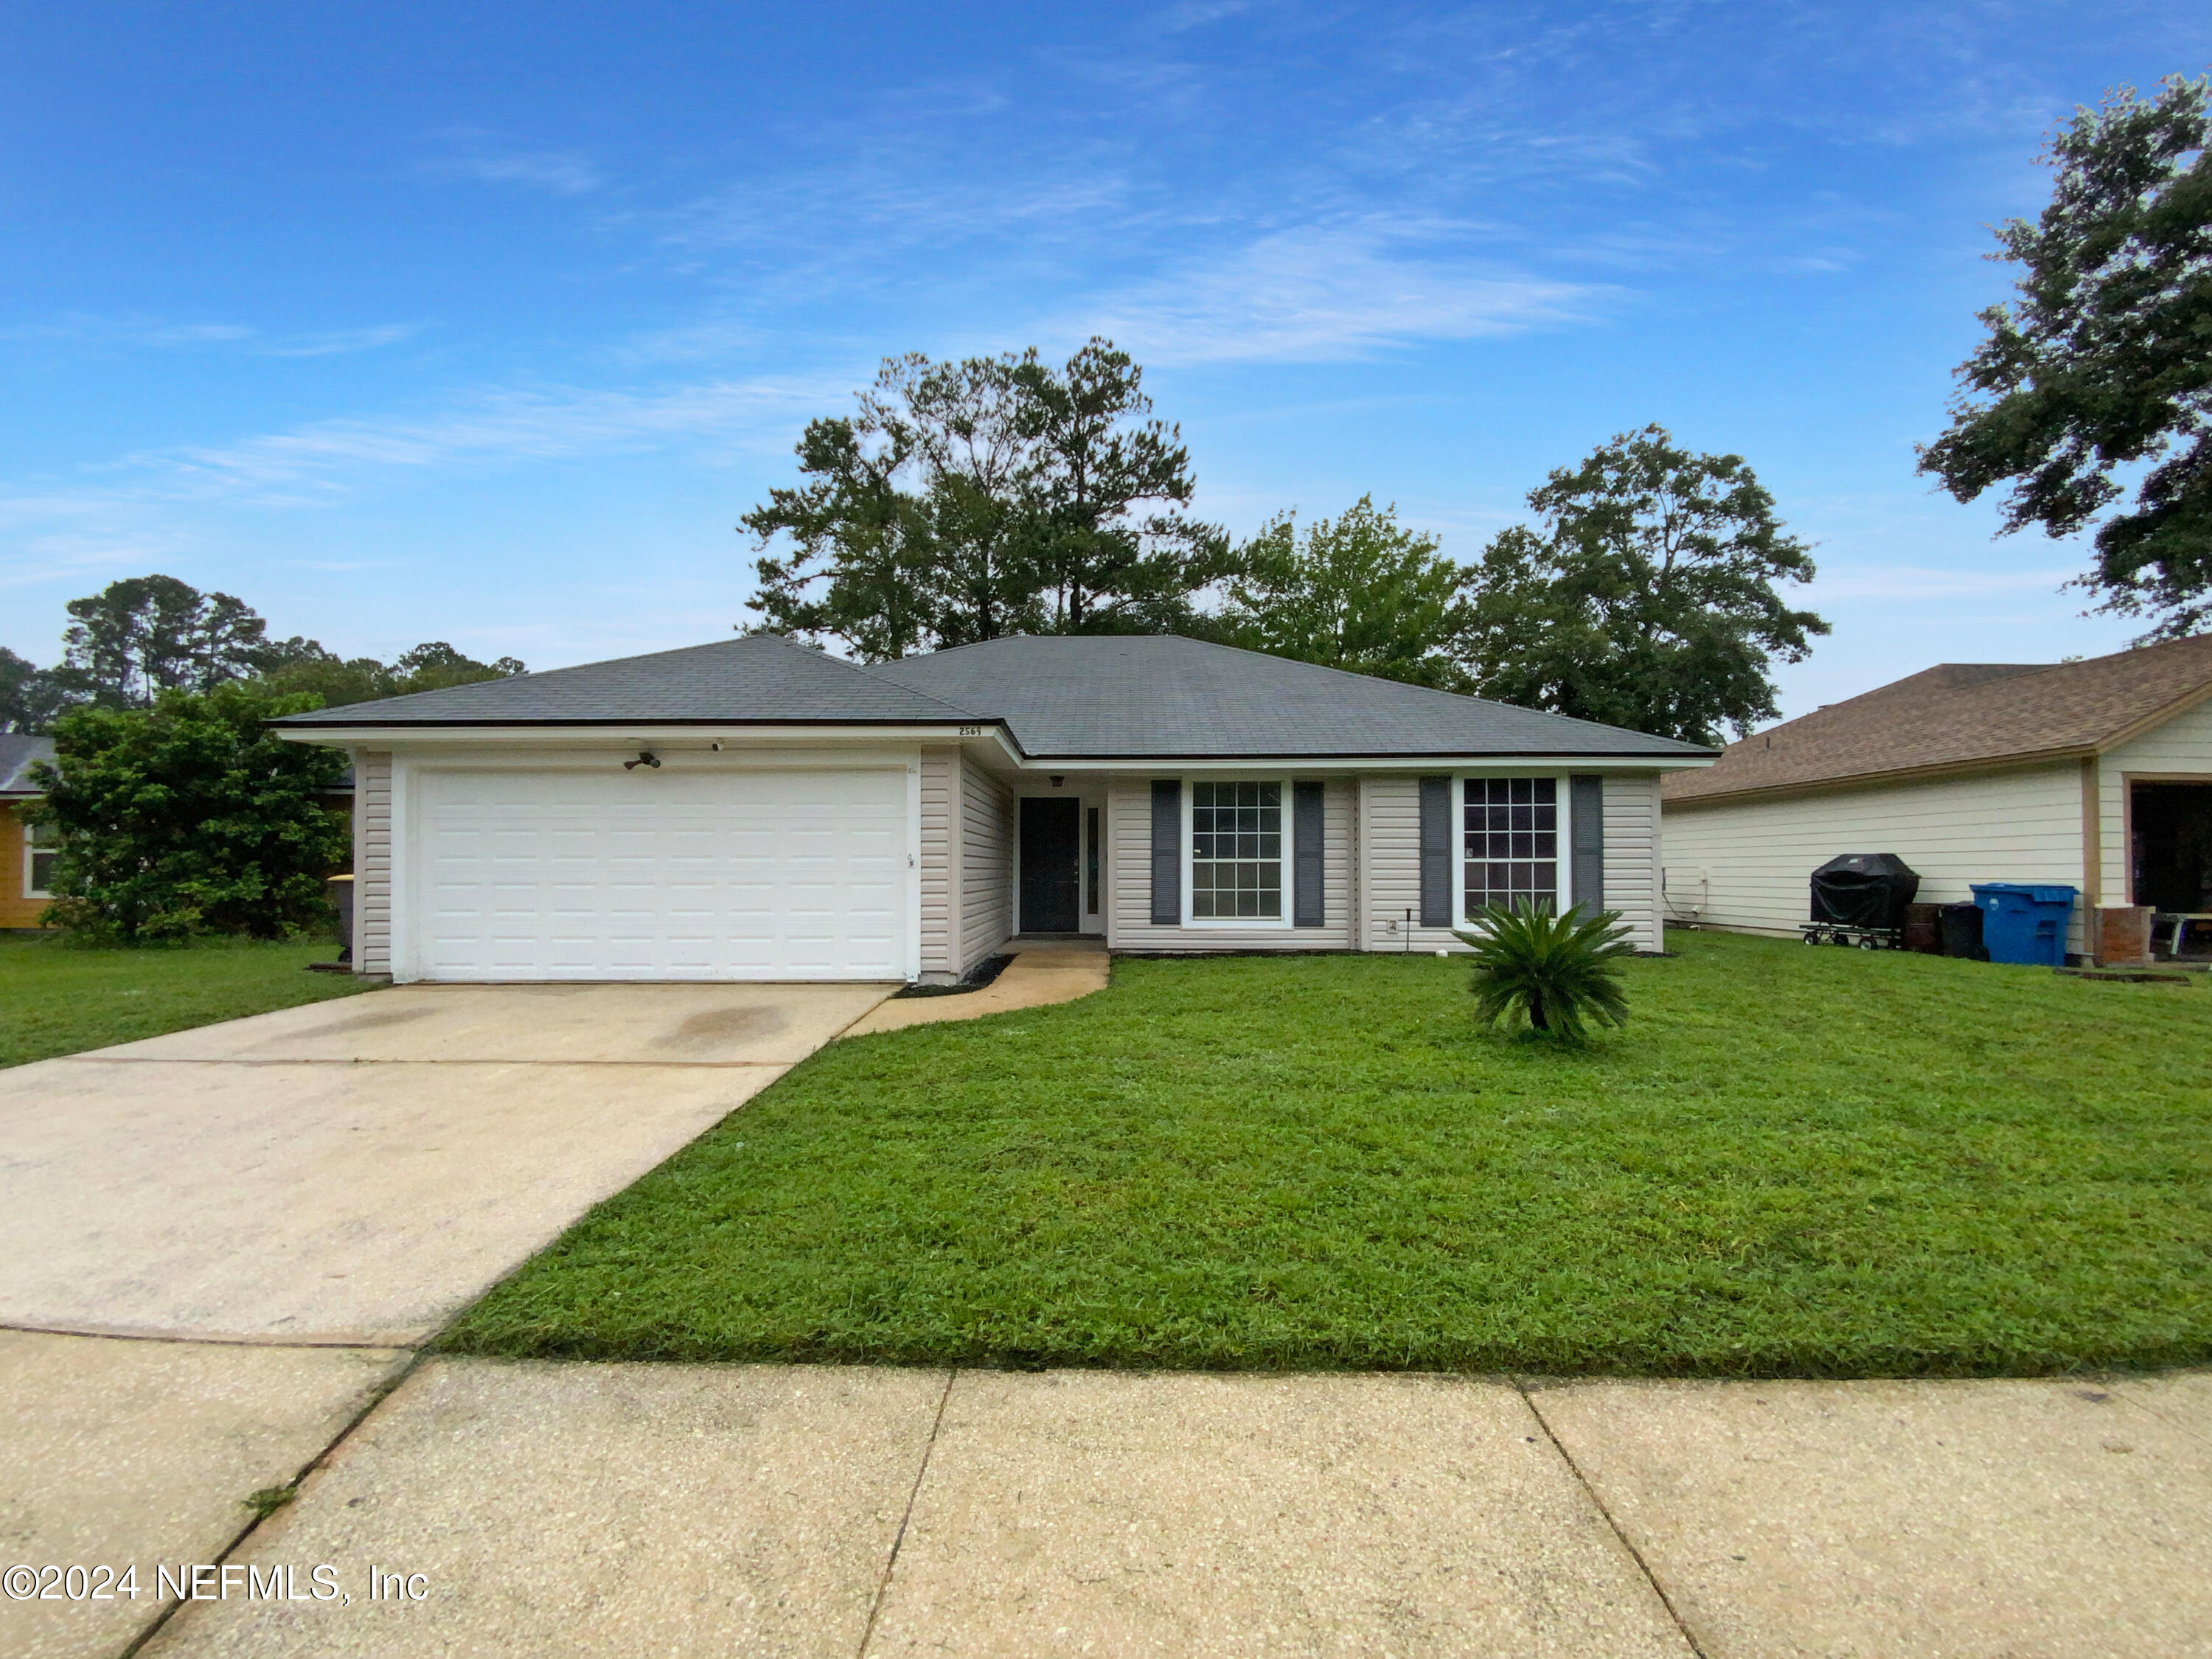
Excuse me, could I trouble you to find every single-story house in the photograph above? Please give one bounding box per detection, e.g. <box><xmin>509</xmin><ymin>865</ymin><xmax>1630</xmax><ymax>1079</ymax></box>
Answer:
<box><xmin>1</xmin><ymin>734</ymin><xmax>58</xmax><ymax>930</ymax></box>
<box><xmin>273</xmin><ymin>633</ymin><xmax>1714</xmax><ymax>984</ymax></box>
<box><xmin>1661</xmin><ymin>635</ymin><xmax>2212</xmax><ymax>953</ymax></box>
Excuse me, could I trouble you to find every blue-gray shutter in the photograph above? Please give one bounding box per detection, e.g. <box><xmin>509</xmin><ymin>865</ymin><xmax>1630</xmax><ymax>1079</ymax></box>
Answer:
<box><xmin>1570</xmin><ymin>773</ymin><xmax>1604</xmax><ymax>916</ymax></box>
<box><xmin>1150</xmin><ymin>780</ymin><xmax>1181</xmax><ymax>925</ymax></box>
<box><xmin>1293</xmin><ymin>781</ymin><xmax>1324</xmax><ymax>928</ymax></box>
<box><xmin>1418</xmin><ymin>775</ymin><xmax>1452</xmax><ymax>928</ymax></box>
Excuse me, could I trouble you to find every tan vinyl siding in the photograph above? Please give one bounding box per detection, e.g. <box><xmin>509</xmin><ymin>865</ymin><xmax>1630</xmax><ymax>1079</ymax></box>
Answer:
<box><xmin>1109</xmin><ymin>777</ymin><xmax>1354</xmax><ymax>950</ymax></box>
<box><xmin>1359</xmin><ymin>775</ymin><xmax>1466</xmax><ymax>953</ymax></box>
<box><xmin>1602</xmin><ymin>772</ymin><xmax>1663</xmax><ymax>951</ymax></box>
<box><xmin>357</xmin><ymin>751</ymin><xmax>392</xmax><ymax>975</ymax></box>
<box><xmin>2099</xmin><ymin>694</ymin><xmax>2212</xmax><ymax>904</ymax></box>
<box><xmin>1663</xmin><ymin>761</ymin><xmax>2086</xmax><ymax>948</ymax></box>
<box><xmin>959</xmin><ymin>757</ymin><xmax>1013</xmax><ymax>972</ymax></box>
<box><xmin>919</xmin><ymin>746</ymin><xmax>956</xmax><ymax>978</ymax></box>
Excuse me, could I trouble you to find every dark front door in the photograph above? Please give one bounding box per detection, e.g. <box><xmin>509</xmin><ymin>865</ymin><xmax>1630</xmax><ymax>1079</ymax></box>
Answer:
<box><xmin>1019</xmin><ymin>797</ymin><xmax>1082</xmax><ymax>933</ymax></box>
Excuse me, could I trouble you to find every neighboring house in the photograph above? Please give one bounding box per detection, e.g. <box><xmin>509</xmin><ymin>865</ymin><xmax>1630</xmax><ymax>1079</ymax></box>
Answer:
<box><xmin>1661</xmin><ymin>636</ymin><xmax>2212</xmax><ymax>952</ymax></box>
<box><xmin>1</xmin><ymin>734</ymin><xmax>58</xmax><ymax>930</ymax></box>
<box><xmin>274</xmin><ymin>633</ymin><xmax>1714</xmax><ymax>984</ymax></box>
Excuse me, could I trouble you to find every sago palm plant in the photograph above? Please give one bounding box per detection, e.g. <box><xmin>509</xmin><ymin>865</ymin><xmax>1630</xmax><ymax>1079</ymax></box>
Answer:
<box><xmin>1454</xmin><ymin>902</ymin><xmax>1634</xmax><ymax>1039</ymax></box>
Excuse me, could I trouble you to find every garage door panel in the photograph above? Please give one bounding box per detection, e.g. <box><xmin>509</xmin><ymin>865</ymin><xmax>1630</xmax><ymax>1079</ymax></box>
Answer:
<box><xmin>408</xmin><ymin>767</ymin><xmax>910</xmax><ymax>981</ymax></box>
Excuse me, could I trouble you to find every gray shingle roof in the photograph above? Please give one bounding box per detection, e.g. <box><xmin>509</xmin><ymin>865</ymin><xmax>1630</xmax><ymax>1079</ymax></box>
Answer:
<box><xmin>274</xmin><ymin>630</ymin><xmax>1708</xmax><ymax>761</ymax></box>
<box><xmin>0</xmin><ymin>734</ymin><xmax>56</xmax><ymax>796</ymax></box>
<box><xmin>274</xmin><ymin>633</ymin><xmax>981</xmax><ymax>729</ymax></box>
<box><xmin>871</xmin><ymin>635</ymin><xmax>1709</xmax><ymax>759</ymax></box>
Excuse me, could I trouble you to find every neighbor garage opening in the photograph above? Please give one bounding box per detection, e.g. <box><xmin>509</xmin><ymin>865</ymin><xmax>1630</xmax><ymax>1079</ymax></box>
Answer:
<box><xmin>2131</xmin><ymin>782</ymin><xmax>2212</xmax><ymax>914</ymax></box>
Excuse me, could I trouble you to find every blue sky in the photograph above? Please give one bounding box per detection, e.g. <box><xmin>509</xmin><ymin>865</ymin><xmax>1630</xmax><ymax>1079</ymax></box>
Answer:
<box><xmin>2</xmin><ymin>1</ymin><xmax>2204</xmax><ymax>719</ymax></box>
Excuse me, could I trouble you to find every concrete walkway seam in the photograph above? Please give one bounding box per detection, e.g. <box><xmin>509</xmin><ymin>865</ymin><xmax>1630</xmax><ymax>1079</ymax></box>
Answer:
<box><xmin>1515</xmin><ymin>1376</ymin><xmax>1711</xmax><ymax>1659</ymax></box>
<box><xmin>115</xmin><ymin>1347</ymin><xmax>434</xmax><ymax>1659</ymax></box>
<box><xmin>52</xmin><ymin>1055</ymin><xmax>797</xmax><ymax>1068</ymax></box>
<box><xmin>0</xmin><ymin>1319</ymin><xmax>408</xmax><ymax>1351</ymax></box>
<box><xmin>856</xmin><ymin>1367</ymin><xmax>958</xmax><ymax>1658</ymax></box>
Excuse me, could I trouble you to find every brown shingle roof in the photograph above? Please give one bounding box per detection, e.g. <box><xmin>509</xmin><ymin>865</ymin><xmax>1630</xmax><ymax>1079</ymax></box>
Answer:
<box><xmin>1663</xmin><ymin>635</ymin><xmax>2212</xmax><ymax>806</ymax></box>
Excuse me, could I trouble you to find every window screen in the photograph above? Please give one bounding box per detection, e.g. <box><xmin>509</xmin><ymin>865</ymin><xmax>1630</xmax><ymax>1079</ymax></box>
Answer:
<box><xmin>1463</xmin><ymin>777</ymin><xmax>1557</xmax><ymax>916</ymax></box>
<box><xmin>1192</xmin><ymin>781</ymin><xmax>1281</xmax><ymax>919</ymax></box>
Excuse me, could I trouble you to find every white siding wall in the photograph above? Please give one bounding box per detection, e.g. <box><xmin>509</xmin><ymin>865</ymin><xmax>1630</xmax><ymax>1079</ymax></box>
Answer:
<box><xmin>1603</xmin><ymin>773</ymin><xmax>1663</xmax><ymax>952</ymax></box>
<box><xmin>357</xmin><ymin>750</ymin><xmax>392</xmax><ymax>975</ymax></box>
<box><xmin>2098</xmin><ymin>694</ymin><xmax>2212</xmax><ymax>904</ymax></box>
<box><xmin>1107</xmin><ymin>777</ymin><xmax>1355</xmax><ymax>950</ymax></box>
<box><xmin>959</xmin><ymin>757</ymin><xmax>1013</xmax><ymax>972</ymax></box>
<box><xmin>919</xmin><ymin>746</ymin><xmax>956</xmax><ymax>978</ymax></box>
<box><xmin>1663</xmin><ymin>762</ymin><xmax>2087</xmax><ymax>948</ymax></box>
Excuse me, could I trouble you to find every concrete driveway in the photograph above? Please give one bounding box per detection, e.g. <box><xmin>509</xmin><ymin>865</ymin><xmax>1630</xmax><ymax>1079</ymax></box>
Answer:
<box><xmin>0</xmin><ymin>981</ymin><xmax>892</xmax><ymax>1346</ymax></box>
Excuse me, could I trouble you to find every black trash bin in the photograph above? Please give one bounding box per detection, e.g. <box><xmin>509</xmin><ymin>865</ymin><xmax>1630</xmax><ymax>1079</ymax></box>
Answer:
<box><xmin>1938</xmin><ymin>901</ymin><xmax>1989</xmax><ymax>961</ymax></box>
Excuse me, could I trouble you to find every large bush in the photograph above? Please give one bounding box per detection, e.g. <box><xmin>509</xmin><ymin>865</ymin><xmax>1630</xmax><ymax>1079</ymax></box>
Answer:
<box><xmin>29</xmin><ymin>684</ymin><xmax>348</xmax><ymax>942</ymax></box>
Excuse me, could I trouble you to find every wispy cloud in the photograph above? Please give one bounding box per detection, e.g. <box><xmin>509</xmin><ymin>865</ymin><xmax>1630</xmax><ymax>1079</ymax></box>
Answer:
<box><xmin>1076</xmin><ymin>219</ymin><xmax>1613</xmax><ymax>364</ymax></box>
<box><xmin>0</xmin><ymin>313</ymin><xmax>420</xmax><ymax>357</ymax></box>
<box><xmin>0</xmin><ymin>313</ymin><xmax>254</xmax><ymax>348</ymax></box>
<box><xmin>108</xmin><ymin>375</ymin><xmax>836</xmax><ymax>503</ymax></box>
<box><xmin>258</xmin><ymin>324</ymin><xmax>424</xmax><ymax>358</ymax></box>
<box><xmin>438</xmin><ymin>145</ymin><xmax>605</xmax><ymax>195</ymax></box>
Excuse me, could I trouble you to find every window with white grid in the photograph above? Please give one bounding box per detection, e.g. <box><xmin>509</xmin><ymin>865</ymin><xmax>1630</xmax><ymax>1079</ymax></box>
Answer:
<box><xmin>1191</xmin><ymin>781</ymin><xmax>1282</xmax><ymax>919</ymax></box>
<box><xmin>23</xmin><ymin>815</ymin><xmax>58</xmax><ymax>899</ymax></box>
<box><xmin>1463</xmin><ymin>777</ymin><xmax>1557</xmax><ymax>916</ymax></box>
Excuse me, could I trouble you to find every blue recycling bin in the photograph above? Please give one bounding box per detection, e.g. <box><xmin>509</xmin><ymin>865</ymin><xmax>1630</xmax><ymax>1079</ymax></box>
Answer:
<box><xmin>1970</xmin><ymin>883</ymin><xmax>2077</xmax><ymax>967</ymax></box>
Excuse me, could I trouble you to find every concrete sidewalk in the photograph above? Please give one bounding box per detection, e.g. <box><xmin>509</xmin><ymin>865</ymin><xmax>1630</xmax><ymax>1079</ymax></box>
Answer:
<box><xmin>33</xmin><ymin>1358</ymin><xmax>2189</xmax><ymax>1659</ymax></box>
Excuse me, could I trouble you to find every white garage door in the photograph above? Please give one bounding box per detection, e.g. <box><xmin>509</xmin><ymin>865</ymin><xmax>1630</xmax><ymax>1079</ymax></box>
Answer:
<box><xmin>406</xmin><ymin>767</ymin><xmax>910</xmax><ymax>981</ymax></box>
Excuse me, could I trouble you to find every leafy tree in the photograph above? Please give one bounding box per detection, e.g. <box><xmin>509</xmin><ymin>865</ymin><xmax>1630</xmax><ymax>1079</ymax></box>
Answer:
<box><xmin>1456</xmin><ymin>902</ymin><xmax>1633</xmax><ymax>1040</ymax></box>
<box><xmin>742</xmin><ymin>355</ymin><xmax>1032</xmax><ymax>660</ymax></box>
<box><xmin>0</xmin><ymin>647</ymin><xmax>91</xmax><ymax>734</ymax></box>
<box><xmin>60</xmin><ymin>574</ymin><xmax>273</xmax><ymax>706</ymax></box>
<box><xmin>1214</xmin><ymin>496</ymin><xmax>1471</xmax><ymax>689</ymax></box>
<box><xmin>27</xmin><ymin>682</ymin><xmax>349</xmax><ymax>942</ymax></box>
<box><xmin>1461</xmin><ymin>425</ymin><xmax>1826</xmax><ymax>745</ymax></box>
<box><xmin>387</xmin><ymin>641</ymin><xmax>528</xmax><ymax>692</ymax></box>
<box><xmin>1919</xmin><ymin>75</ymin><xmax>2212</xmax><ymax>639</ymax></box>
<box><xmin>252</xmin><ymin>639</ymin><xmax>526</xmax><ymax>708</ymax></box>
<box><xmin>1009</xmin><ymin>339</ymin><xmax>1234</xmax><ymax>634</ymax></box>
<box><xmin>742</xmin><ymin>338</ymin><xmax>1231</xmax><ymax>657</ymax></box>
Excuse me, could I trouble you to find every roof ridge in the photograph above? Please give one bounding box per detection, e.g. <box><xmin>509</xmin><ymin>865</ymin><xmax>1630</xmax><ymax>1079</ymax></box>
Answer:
<box><xmin>888</xmin><ymin>631</ymin><xmax>1709</xmax><ymax>751</ymax></box>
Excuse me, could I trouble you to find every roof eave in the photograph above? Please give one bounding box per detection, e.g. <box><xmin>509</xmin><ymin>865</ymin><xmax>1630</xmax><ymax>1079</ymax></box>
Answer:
<box><xmin>1663</xmin><ymin>744</ymin><xmax>2098</xmax><ymax>809</ymax></box>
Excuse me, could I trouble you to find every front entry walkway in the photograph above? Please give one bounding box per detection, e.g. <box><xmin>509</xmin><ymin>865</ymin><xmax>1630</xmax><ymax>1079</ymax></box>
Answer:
<box><xmin>847</xmin><ymin>938</ymin><xmax>1110</xmax><ymax>1037</ymax></box>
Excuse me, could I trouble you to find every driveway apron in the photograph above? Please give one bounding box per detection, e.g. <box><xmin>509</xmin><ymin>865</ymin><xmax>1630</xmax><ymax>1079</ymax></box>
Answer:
<box><xmin>0</xmin><ymin>982</ymin><xmax>888</xmax><ymax>1659</ymax></box>
<box><xmin>0</xmin><ymin>982</ymin><xmax>892</xmax><ymax>1346</ymax></box>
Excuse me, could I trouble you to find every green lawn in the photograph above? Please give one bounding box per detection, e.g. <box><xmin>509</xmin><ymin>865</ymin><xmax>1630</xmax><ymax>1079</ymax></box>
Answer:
<box><xmin>0</xmin><ymin>933</ymin><xmax>373</xmax><ymax>1068</ymax></box>
<box><xmin>443</xmin><ymin>932</ymin><xmax>2212</xmax><ymax>1378</ymax></box>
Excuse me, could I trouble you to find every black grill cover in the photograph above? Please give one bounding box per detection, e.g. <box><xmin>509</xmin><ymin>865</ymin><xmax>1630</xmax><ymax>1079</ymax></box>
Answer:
<box><xmin>1809</xmin><ymin>853</ymin><xmax>1921</xmax><ymax>930</ymax></box>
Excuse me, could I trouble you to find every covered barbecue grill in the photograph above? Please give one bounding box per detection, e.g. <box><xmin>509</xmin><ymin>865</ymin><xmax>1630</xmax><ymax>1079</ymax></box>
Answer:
<box><xmin>1803</xmin><ymin>853</ymin><xmax>1921</xmax><ymax>948</ymax></box>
